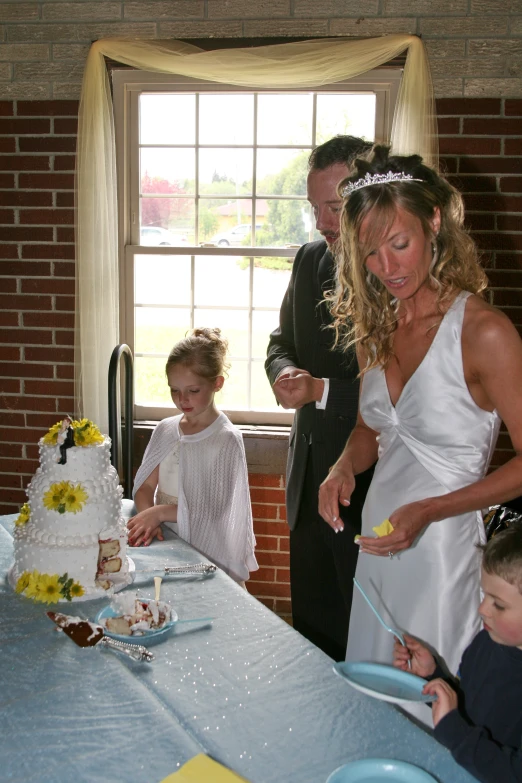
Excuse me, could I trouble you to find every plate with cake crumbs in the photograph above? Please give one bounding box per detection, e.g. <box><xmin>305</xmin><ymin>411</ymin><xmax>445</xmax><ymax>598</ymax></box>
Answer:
<box><xmin>326</xmin><ymin>759</ymin><xmax>437</xmax><ymax>782</ymax></box>
<box><xmin>96</xmin><ymin>594</ymin><xmax>177</xmax><ymax>645</ymax></box>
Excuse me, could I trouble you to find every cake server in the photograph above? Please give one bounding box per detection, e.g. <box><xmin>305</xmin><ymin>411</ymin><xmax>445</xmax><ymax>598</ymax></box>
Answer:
<box><xmin>136</xmin><ymin>563</ymin><xmax>217</xmax><ymax>576</ymax></box>
<box><xmin>47</xmin><ymin>611</ymin><xmax>155</xmax><ymax>662</ymax></box>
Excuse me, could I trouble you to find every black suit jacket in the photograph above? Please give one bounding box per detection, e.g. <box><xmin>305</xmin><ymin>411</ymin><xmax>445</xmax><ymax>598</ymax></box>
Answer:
<box><xmin>265</xmin><ymin>240</ymin><xmax>372</xmax><ymax>531</ymax></box>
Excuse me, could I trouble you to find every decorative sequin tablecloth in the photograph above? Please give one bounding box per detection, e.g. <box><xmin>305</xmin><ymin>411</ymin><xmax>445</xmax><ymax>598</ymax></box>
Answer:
<box><xmin>0</xmin><ymin>512</ymin><xmax>478</xmax><ymax>783</ymax></box>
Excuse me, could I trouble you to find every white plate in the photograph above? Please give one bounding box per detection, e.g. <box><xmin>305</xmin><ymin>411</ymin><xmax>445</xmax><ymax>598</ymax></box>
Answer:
<box><xmin>326</xmin><ymin>759</ymin><xmax>437</xmax><ymax>782</ymax></box>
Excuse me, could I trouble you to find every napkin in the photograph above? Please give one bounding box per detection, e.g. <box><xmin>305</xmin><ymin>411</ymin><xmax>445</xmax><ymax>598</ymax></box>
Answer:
<box><xmin>158</xmin><ymin>754</ymin><xmax>251</xmax><ymax>783</ymax></box>
<box><xmin>354</xmin><ymin>518</ymin><xmax>394</xmax><ymax>543</ymax></box>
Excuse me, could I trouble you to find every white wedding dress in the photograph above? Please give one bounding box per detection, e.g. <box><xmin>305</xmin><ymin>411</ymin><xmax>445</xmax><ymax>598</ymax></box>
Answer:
<box><xmin>347</xmin><ymin>292</ymin><xmax>501</xmax><ymax>693</ymax></box>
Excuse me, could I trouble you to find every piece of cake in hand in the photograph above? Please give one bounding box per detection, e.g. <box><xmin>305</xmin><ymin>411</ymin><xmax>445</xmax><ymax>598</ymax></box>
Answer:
<box><xmin>9</xmin><ymin>418</ymin><xmax>133</xmax><ymax>602</ymax></box>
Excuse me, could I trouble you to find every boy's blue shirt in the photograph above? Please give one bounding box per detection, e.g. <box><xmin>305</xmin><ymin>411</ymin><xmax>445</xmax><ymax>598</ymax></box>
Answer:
<box><xmin>431</xmin><ymin>629</ymin><xmax>522</xmax><ymax>783</ymax></box>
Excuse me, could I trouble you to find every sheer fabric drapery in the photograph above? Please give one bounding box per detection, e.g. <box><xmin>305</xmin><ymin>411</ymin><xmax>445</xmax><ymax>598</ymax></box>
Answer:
<box><xmin>75</xmin><ymin>35</ymin><xmax>437</xmax><ymax>432</ymax></box>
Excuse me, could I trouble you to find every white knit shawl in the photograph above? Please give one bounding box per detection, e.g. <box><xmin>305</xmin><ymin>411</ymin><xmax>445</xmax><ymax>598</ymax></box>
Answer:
<box><xmin>133</xmin><ymin>413</ymin><xmax>258</xmax><ymax>582</ymax></box>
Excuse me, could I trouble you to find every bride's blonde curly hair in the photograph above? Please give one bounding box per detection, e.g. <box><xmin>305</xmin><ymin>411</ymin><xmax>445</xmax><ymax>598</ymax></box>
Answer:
<box><xmin>328</xmin><ymin>145</ymin><xmax>488</xmax><ymax>373</ymax></box>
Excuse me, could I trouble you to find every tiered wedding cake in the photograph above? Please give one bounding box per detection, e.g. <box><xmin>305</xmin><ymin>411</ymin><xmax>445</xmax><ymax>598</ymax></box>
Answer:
<box><xmin>9</xmin><ymin>418</ymin><xmax>133</xmax><ymax>602</ymax></box>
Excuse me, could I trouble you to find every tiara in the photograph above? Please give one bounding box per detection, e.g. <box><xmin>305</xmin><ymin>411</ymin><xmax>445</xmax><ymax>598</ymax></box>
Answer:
<box><xmin>341</xmin><ymin>171</ymin><xmax>424</xmax><ymax>197</ymax></box>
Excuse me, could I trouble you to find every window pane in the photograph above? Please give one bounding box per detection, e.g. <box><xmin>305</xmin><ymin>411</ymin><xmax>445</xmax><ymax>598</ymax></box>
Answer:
<box><xmin>251</xmin><ymin>360</ymin><xmax>278</xmax><ymax>410</ymax></box>
<box><xmin>140</xmin><ymin>94</ymin><xmax>195</xmax><ymax>145</ymax></box>
<box><xmin>253</xmin><ymin>260</ymin><xmax>292</xmax><ymax>308</ymax></box>
<box><xmin>316</xmin><ymin>93</ymin><xmax>376</xmax><ymax>144</ymax></box>
<box><xmin>218</xmin><ymin>360</ymin><xmax>249</xmax><ymax>410</ymax></box>
<box><xmin>135</xmin><ymin>307</ymin><xmax>190</xmax><ymax>355</ymax></box>
<box><xmin>194</xmin><ymin>308</ymin><xmax>249</xmax><ymax>358</ymax></box>
<box><xmin>252</xmin><ymin>309</ymin><xmax>280</xmax><ymax>360</ymax></box>
<box><xmin>135</xmin><ymin>255</ymin><xmax>191</xmax><ymax>304</ymax></box>
<box><xmin>140</xmin><ymin>148</ymin><xmax>195</xmax><ymax>193</ymax></box>
<box><xmin>135</xmin><ymin>356</ymin><xmax>173</xmax><ymax>405</ymax></box>
<box><xmin>199</xmin><ymin>148</ymin><xmax>253</xmax><ymax>196</ymax></box>
<box><xmin>195</xmin><ymin>255</ymin><xmax>250</xmax><ymax>307</ymax></box>
<box><xmin>256</xmin><ymin>149</ymin><xmax>308</xmax><ymax>197</ymax></box>
<box><xmin>199</xmin><ymin>94</ymin><xmax>254</xmax><ymax>145</ymax></box>
<box><xmin>139</xmin><ymin>201</ymin><xmax>194</xmax><ymax>244</ymax></box>
<box><xmin>257</xmin><ymin>198</ymin><xmax>308</xmax><ymax>248</ymax></box>
<box><xmin>257</xmin><ymin>93</ymin><xmax>313</xmax><ymax>145</ymax></box>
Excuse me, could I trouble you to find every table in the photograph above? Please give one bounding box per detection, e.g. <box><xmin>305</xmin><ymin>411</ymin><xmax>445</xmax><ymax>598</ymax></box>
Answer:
<box><xmin>0</xmin><ymin>510</ymin><xmax>478</xmax><ymax>783</ymax></box>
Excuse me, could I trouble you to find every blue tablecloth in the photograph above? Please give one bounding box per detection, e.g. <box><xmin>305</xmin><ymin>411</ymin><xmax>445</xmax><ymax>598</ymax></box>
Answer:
<box><xmin>0</xmin><ymin>512</ymin><xmax>477</xmax><ymax>783</ymax></box>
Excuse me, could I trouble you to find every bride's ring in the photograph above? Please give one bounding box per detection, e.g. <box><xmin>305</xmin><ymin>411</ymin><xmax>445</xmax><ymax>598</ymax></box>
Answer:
<box><xmin>388</xmin><ymin>551</ymin><xmax>394</xmax><ymax>559</ymax></box>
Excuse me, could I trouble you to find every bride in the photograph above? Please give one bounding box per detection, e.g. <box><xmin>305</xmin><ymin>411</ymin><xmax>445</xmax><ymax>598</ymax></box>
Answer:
<box><xmin>319</xmin><ymin>146</ymin><xmax>522</xmax><ymax>700</ymax></box>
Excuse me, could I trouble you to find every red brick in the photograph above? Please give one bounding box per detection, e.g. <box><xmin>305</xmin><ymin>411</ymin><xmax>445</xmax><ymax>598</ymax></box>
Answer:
<box><xmin>0</xmin><ymin>138</ymin><xmax>15</xmax><ymax>153</ymax></box>
<box><xmin>54</xmin><ymin>117</ymin><xmax>78</xmax><ymax>134</ymax></box>
<box><xmin>0</xmin><ymin>101</ymin><xmax>13</xmax><ymax>116</ymax></box>
<box><xmin>497</xmin><ymin>215</ymin><xmax>522</xmax><ymax>232</ymax></box>
<box><xmin>22</xmin><ymin>244</ymin><xmax>75</xmax><ymax>260</ymax></box>
<box><xmin>0</xmin><ymin>191</ymin><xmax>53</xmax><ymax>206</ymax></box>
<box><xmin>274</xmin><ymin>598</ymin><xmax>292</xmax><ymax>615</ymax></box>
<box><xmin>490</xmin><ymin>451</ymin><xmax>512</xmax><ymax>467</ymax></box>
<box><xmin>252</xmin><ymin>520</ymin><xmax>287</xmax><ymax>536</ymax></box>
<box><xmin>465</xmin><ymin>213</ymin><xmax>495</xmax><ymax>231</ymax></box>
<box><xmin>255</xmin><ymin>550</ymin><xmax>289</xmax><ymax>567</ymax></box>
<box><xmin>19</xmin><ymin>137</ymin><xmax>76</xmax><ymax>153</ymax></box>
<box><xmin>55</xmin><ymin>330</ymin><xmax>74</xmax><ymax>346</ymax></box>
<box><xmin>1</xmin><ymin>261</ymin><xmax>51</xmax><ymax>276</ymax></box>
<box><xmin>57</xmin><ymin>396</ymin><xmax>74</xmax><ymax>409</ymax></box>
<box><xmin>448</xmin><ymin>175</ymin><xmax>497</xmax><ymax>193</ymax></box>
<box><xmin>57</xmin><ymin>226</ymin><xmax>74</xmax><ymax>243</ymax></box>
<box><xmin>56</xmin><ymin>192</ymin><xmax>74</xmax><ymax>208</ymax></box>
<box><xmin>55</xmin><ymin>295</ymin><xmax>75</xmax><ymax>310</ymax></box>
<box><xmin>250</xmin><ymin>486</ymin><xmax>286</xmax><ymax>504</ymax></box>
<box><xmin>53</xmin><ymin>261</ymin><xmax>75</xmax><ymax>277</ymax></box>
<box><xmin>465</xmin><ymin>194</ymin><xmax>522</xmax><ymax>211</ymax></box>
<box><xmin>439</xmin><ymin>138</ymin><xmax>501</xmax><ymax>156</ymax></box>
<box><xmin>0</xmin><ymin>118</ymin><xmax>50</xmax><ymax>134</ymax></box>
<box><xmin>56</xmin><ymin>364</ymin><xmax>74</xmax><ymax>379</ymax></box>
<box><xmin>22</xmin><ymin>277</ymin><xmax>74</xmax><ymax>298</ymax></box>
<box><xmin>0</xmin><ymin>278</ymin><xmax>17</xmax><ymax>293</ymax></box>
<box><xmin>0</xmin><ymin>294</ymin><xmax>52</xmax><ymax>310</ymax></box>
<box><xmin>0</xmin><ymin>473</ymin><xmax>22</xmax><ymax>489</ymax></box>
<box><xmin>505</xmin><ymin>100</ymin><xmax>522</xmax><ymax>117</ymax></box>
<box><xmin>0</xmin><ymin>245</ymin><xmax>19</xmax><ymax>259</ymax></box>
<box><xmin>438</xmin><ymin>157</ymin><xmax>458</xmax><ymax>174</ymax></box>
<box><xmin>0</xmin><ymin>173</ymin><xmax>14</xmax><ymax>188</ymax></box>
<box><xmin>26</xmin><ymin>413</ymin><xmax>69</xmax><ymax>430</ymax></box>
<box><xmin>0</xmin><ymin>209</ymin><xmax>14</xmax><ymax>223</ymax></box>
<box><xmin>0</xmin><ymin>328</ymin><xmax>53</xmax><ymax>345</ymax></box>
<box><xmin>248</xmin><ymin>472</ymin><xmax>284</xmax><ymax>488</ymax></box>
<box><xmin>487</xmin><ymin>270</ymin><xmax>522</xmax><ymax>288</ymax></box>
<box><xmin>0</xmin><ymin>412</ymin><xmax>25</xmax><ymax>427</ymax></box>
<box><xmin>437</xmin><ymin>117</ymin><xmax>460</xmax><ymax>134</ymax></box>
<box><xmin>19</xmin><ymin>173</ymin><xmax>74</xmax><ymax>189</ymax></box>
<box><xmin>501</xmin><ymin>140</ymin><xmax>522</xmax><ymax>156</ymax></box>
<box><xmin>0</xmin><ymin>488</ymin><xmax>27</xmax><ymax>505</ymax></box>
<box><xmin>0</xmin><ymin>156</ymin><xmax>51</xmax><ymax>172</ymax></box>
<box><xmin>0</xmin><ymin>378</ymin><xmax>20</xmax><ymax>392</ymax></box>
<box><xmin>500</xmin><ymin>177</ymin><xmax>522</xmax><ymax>193</ymax></box>
<box><xmin>275</xmin><ymin>568</ymin><xmax>290</xmax><ymax>583</ymax></box>
<box><xmin>252</xmin><ymin>502</ymin><xmax>280</xmax><ymax>519</ymax></box>
<box><xmin>492</xmin><ymin>290</ymin><xmax>522</xmax><ymax>307</ymax></box>
<box><xmin>248</xmin><ymin>566</ymin><xmax>276</xmax><ymax>582</ymax></box>
<box><xmin>495</xmin><ymin>254</ymin><xmax>522</xmax><ymax>270</ymax></box>
<box><xmin>24</xmin><ymin>379</ymin><xmax>73</xmax><ymax>396</ymax></box>
<box><xmin>254</xmin><ymin>534</ymin><xmax>280</xmax><ymax>550</ymax></box>
<box><xmin>23</xmin><ymin>310</ymin><xmax>74</xmax><ymax>327</ymax></box>
<box><xmin>436</xmin><ymin>98</ymin><xmax>501</xmax><ymax>115</ymax></box>
<box><xmin>0</xmin><ymin>395</ymin><xmax>57</xmax><ymax>412</ymax></box>
<box><xmin>54</xmin><ymin>156</ymin><xmax>75</xmax><ymax>171</ymax></box>
<box><xmin>0</xmin><ymin>443</ymin><xmax>23</xmax><ymax>458</ymax></box>
<box><xmin>463</xmin><ymin>118</ymin><xmax>522</xmax><ymax>135</ymax></box>
<box><xmin>25</xmin><ymin>346</ymin><xmax>73</xmax><ymax>363</ymax></box>
<box><xmin>249</xmin><ymin>581</ymin><xmax>290</xmax><ymax>597</ymax></box>
<box><xmin>19</xmin><ymin>208</ymin><xmax>74</xmax><ymax>225</ymax></box>
<box><xmin>18</xmin><ymin>100</ymin><xmax>79</xmax><ymax>116</ymax></box>
<box><xmin>0</xmin><ymin>226</ymin><xmax>53</xmax><ymax>241</ymax></box>
<box><xmin>0</xmin><ymin>347</ymin><xmax>21</xmax><ymax>361</ymax></box>
<box><xmin>249</xmin><ymin>594</ymin><xmax>274</xmax><ymax>609</ymax></box>
<box><xmin>279</xmin><ymin>537</ymin><xmax>289</xmax><ymax>552</ymax></box>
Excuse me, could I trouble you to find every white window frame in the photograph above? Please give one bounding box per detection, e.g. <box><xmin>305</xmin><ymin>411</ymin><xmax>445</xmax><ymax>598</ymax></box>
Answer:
<box><xmin>113</xmin><ymin>68</ymin><xmax>401</xmax><ymax>425</ymax></box>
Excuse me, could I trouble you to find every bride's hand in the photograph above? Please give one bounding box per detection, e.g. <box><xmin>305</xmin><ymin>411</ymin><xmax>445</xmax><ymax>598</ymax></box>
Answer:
<box><xmin>319</xmin><ymin>462</ymin><xmax>355</xmax><ymax>533</ymax></box>
<box><xmin>357</xmin><ymin>500</ymin><xmax>432</xmax><ymax>556</ymax></box>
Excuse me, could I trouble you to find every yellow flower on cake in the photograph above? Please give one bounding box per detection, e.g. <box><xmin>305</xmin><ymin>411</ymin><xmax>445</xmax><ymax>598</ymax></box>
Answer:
<box><xmin>15</xmin><ymin>570</ymin><xmax>31</xmax><ymax>594</ymax></box>
<box><xmin>33</xmin><ymin>573</ymin><xmax>62</xmax><ymax>604</ymax></box>
<box><xmin>72</xmin><ymin>419</ymin><xmax>103</xmax><ymax>446</ymax></box>
<box><xmin>63</xmin><ymin>483</ymin><xmax>88</xmax><ymax>513</ymax></box>
<box><xmin>69</xmin><ymin>582</ymin><xmax>85</xmax><ymax>598</ymax></box>
<box><xmin>15</xmin><ymin>503</ymin><xmax>31</xmax><ymax>527</ymax></box>
<box><xmin>42</xmin><ymin>420</ymin><xmax>64</xmax><ymax>445</ymax></box>
<box><xmin>23</xmin><ymin>570</ymin><xmax>43</xmax><ymax>599</ymax></box>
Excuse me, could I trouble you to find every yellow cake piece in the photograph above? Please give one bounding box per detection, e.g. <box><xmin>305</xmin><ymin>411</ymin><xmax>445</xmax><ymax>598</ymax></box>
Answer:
<box><xmin>372</xmin><ymin>518</ymin><xmax>394</xmax><ymax>537</ymax></box>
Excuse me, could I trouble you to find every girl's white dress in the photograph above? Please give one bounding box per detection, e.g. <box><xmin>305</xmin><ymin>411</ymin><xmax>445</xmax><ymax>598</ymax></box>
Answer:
<box><xmin>133</xmin><ymin>412</ymin><xmax>258</xmax><ymax>583</ymax></box>
<box><xmin>347</xmin><ymin>292</ymin><xmax>500</xmax><ymax>683</ymax></box>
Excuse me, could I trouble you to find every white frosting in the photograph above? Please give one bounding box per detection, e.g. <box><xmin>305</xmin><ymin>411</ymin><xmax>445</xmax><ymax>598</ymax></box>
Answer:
<box><xmin>9</xmin><ymin>435</ymin><xmax>132</xmax><ymax>600</ymax></box>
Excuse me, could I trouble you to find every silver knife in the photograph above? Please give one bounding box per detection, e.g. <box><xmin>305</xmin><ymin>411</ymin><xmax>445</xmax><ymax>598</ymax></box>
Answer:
<box><xmin>135</xmin><ymin>563</ymin><xmax>217</xmax><ymax>575</ymax></box>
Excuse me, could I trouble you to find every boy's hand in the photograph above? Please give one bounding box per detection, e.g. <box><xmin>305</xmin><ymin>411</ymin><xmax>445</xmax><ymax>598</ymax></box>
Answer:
<box><xmin>423</xmin><ymin>678</ymin><xmax>458</xmax><ymax>726</ymax></box>
<box><xmin>393</xmin><ymin>633</ymin><xmax>436</xmax><ymax>678</ymax></box>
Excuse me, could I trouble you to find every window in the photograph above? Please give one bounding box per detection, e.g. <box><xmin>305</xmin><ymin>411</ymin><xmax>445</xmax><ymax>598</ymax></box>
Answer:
<box><xmin>113</xmin><ymin>70</ymin><xmax>400</xmax><ymax>424</ymax></box>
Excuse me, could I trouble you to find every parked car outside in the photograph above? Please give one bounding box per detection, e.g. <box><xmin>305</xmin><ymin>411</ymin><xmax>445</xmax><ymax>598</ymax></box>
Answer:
<box><xmin>208</xmin><ymin>223</ymin><xmax>262</xmax><ymax>247</ymax></box>
<box><xmin>140</xmin><ymin>226</ymin><xmax>188</xmax><ymax>246</ymax></box>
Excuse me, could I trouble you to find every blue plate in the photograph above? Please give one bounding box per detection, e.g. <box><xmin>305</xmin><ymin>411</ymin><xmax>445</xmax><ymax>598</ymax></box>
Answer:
<box><xmin>95</xmin><ymin>600</ymin><xmax>177</xmax><ymax>646</ymax></box>
<box><xmin>326</xmin><ymin>759</ymin><xmax>437</xmax><ymax>782</ymax></box>
<box><xmin>333</xmin><ymin>662</ymin><xmax>433</xmax><ymax>704</ymax></box>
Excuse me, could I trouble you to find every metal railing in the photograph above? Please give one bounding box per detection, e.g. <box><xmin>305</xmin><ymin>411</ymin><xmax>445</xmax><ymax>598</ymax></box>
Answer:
<box><xmin>108</xmin><ymin>344</ymin><xmax>134</xmax><ymax>498</ymax></box>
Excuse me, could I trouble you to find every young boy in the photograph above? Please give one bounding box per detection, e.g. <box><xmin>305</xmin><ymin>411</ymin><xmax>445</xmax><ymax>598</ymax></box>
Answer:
<box><xmin>394</xmin><ymin>525</ymin><xmax>522</xmax><ymax>783</ymax></box>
